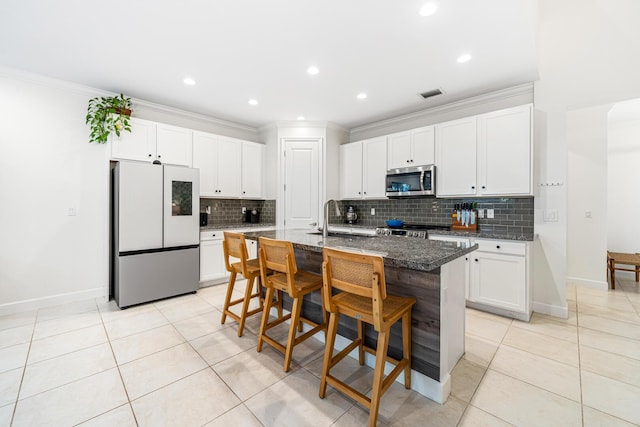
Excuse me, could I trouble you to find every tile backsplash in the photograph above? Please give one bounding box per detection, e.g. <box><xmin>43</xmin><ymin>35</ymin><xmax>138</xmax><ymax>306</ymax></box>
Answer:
<box><xmin>200</xmin><ymin>199</ymin><xmax>275</xmax><ymax>226</ymax></box>
<box><xmin>332</xmin><ymin>197</ymin><xmax>534</xmax><ymax>237</ymax></box>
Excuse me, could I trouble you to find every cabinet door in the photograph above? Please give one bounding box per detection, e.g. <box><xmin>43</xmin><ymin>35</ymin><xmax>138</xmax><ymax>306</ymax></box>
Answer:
<box><xmin>362</xmin><ymin>137</ymin><xmax>387</xmax><ymax>198</ymax></box>
<box><xmin>340</xmin><ymin>141</ymin><xmax>363</xmax><ymax>199</ymax></box>
<box><xmin>216</xmin><ymin>137</ymin><xmax>242</xmax><ymax>197</ymax></box>
<box><xmin>469</xmin><ymin>252</ymin><xmax>526</xmax><ymax>313</ymax></box>
<box><xmin>111</xmin><ymin>118</ymin><xmax>156</xmax><ymax>162</ymax></box>
<box><xmin>387</xmin><ymin>131</ymin><xmax>412</xmax><ymax>169</ymax></box>
<box><xmin>192</xmin><ymin>132</ymin><xmax>218</xmax><ymax>197</ymax></box>
<box><xmin>156</xmin><ymin>124</ymin><xmax>193</xmax><ymax>167</ymax></box>
<box><xmin>241</xmin><ymin>142</ymin><xmax>263</xmax><ymax>199</ymax></box>
<box><xmin>435</xmin><ymin>117</ymin><xmax>477</xmax><ymax>196</ymax></box>
<box><xmin>199</xmin><ymin>238</ymin><xmax>227</xmax><ymax>282</ymax></box>
<box><xmin>412</xmin><ymin>126</ymin><xmax>435</xmax><ymax>166</ymax></box>
<box><xmin>478</xmin><ymin>105</ymin><xmax>532</xmax><ymax>196</ymax></box>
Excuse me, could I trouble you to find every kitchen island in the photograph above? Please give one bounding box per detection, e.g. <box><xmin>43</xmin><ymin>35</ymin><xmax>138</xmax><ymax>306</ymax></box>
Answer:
<box><xmin>243</xmin><ymin>228</ymin><xmax>477</xmax><ymax>404</ymax></box>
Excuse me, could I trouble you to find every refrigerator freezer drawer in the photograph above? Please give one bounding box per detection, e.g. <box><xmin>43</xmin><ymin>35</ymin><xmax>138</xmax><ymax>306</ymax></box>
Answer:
<box><xmin>114</xmin><ymin>247</ymin><xmax>199</xmax><ymax>308</ymax></box>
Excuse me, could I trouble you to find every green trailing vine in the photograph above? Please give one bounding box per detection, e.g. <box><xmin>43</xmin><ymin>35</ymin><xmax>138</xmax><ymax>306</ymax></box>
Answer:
<box><xmin>85</xmin><ymin>93</ymin><xmax>132</xmax><ymax>144</ymax></box>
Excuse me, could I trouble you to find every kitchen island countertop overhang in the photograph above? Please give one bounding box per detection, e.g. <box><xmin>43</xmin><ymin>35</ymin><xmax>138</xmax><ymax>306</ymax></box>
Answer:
<box><xmin>242</xmin><ymin>228</ymin><xmax>476</xmax><ymax>404</ymax></box>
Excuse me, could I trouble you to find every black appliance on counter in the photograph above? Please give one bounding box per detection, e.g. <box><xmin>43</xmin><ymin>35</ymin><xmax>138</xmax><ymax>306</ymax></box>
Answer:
<box><xmin>200</xmin><ymin>212</ymin><xmax>208</xmax><ymax>226</ymax></box>
<box><xmin>244</xmin><ymin>209</ymin><xmax>260</xmax><ymax>224</ymax></box>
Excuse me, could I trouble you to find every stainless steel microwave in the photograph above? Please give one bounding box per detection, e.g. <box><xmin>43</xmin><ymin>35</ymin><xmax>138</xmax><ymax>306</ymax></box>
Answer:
<box><xmin>385</xmin><ymin>164</ymin><xmax>436</xmax><ymax>197</ymax></box>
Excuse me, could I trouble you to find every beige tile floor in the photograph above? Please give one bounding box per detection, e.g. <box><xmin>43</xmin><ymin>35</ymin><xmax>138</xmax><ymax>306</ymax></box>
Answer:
<box><xmin>1</xmin><ymin>277</ymin><xmax>640</xmax><ymax>426</ymax></box>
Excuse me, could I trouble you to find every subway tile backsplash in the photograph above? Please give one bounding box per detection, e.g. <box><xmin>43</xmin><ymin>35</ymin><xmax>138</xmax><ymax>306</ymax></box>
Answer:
<box><xmin>200</xmin><ymin>199</ymin><xmax>276</xmax><ymax>226</ymax></box>
<box><xmin>201</xmin><ymin>196</ymin><xmax>533</xmax><ymax>238</ymax></box>
<box><xmin>332</xmin><ymin>197</ymin><xmax>534</xmax><ymax>237</ymax></box>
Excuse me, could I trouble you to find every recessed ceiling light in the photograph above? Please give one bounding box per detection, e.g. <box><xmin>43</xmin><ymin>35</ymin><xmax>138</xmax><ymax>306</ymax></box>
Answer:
<box><xmin>419</xmin><ymin>2</ymin><xmax>438</xmax><ymax>17</ymax></box>
<box><xmin>307</xmin><ymin>66</ymin><xmax>319</xmax><ymax>75</ymax></box>
<box><xmin>183</xmin><ymin>77</ymin><xmax>196</xmax><ymax>86</ymax></box>
<box><xmin>297</xmin><ymin>116</ymin><xmax>305</xmax><ymax>120</ymax></box>
<box><xmin>357</xmin><ymin>93</ymin><xmax>368</xmax><ymax>100</ymax></box>
<box><xmin>457</xmin><ymin>54</ymin><xmax>472</xmax><ymax>63</ymax></box>
<box><xmin>248</xmin><ymin>99</ymin><xmax>258</xmax><ymax>106</ymax></box>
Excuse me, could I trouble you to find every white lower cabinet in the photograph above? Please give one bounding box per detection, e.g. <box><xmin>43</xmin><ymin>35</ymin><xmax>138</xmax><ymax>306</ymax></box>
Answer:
<box><xmin>468</xmin><ymin>239</ymin><xmax>531</xmax><ymax>321</ymax></box>
<box><xmin>199</xmin><ymin>228</ymin><xmax>271</xmax><ymax>285</ymax></box>
<box><xmin>199</xmin><ymin>231</ymin><xmax>227</xmax><ymax>283</ymax></box>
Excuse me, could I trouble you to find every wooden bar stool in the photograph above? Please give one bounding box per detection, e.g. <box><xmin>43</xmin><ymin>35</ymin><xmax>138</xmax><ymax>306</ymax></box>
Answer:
<box><xmin>256</xmin><ymin>237</ymin><xmax>327</xmax><ymax>372</ymax></box>
<box><xmin>319</xmin><ymin>247</ymin><xmax>416</xmax><ymax>427</ymax></box>
<box><xmin>220</xmin><ymin>232</ymin><xmax>263</xmax><ymax>337</ymax></box>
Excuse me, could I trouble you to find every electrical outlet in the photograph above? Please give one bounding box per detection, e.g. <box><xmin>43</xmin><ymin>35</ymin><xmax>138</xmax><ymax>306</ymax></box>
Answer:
<box><xmin>370</xmin><ymin>208</ymin><xmax>375</xmax><ymax>215</ymax></box>
<box><xmin>242</xmin><ymin>207</ymin><xmax>246</xmax><ymax>214</ymax></box>
<box><xmin>205</xmin><ymin>206</ymin><xmax>211</xmax><ymax>214</ymax></box>
<box><xmin>543</xmin><ymin>210</ymin><xmax>558</xmax><ymax>222</ymax></box>
<box><xmin>478</xmin><ymin>209</ymin><xmax>484</xmax><ymax>219</ymax></box>
<box><xmin>487</xmin><ymin>209</ymin><xmax>494</xmax><ymax>219</ymax></box>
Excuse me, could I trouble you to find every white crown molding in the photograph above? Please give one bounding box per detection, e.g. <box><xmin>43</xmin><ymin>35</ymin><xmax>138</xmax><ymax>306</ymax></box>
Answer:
<box><xmin>0</xmin><ymin>66</ymin><xmax>258</xmax><ymax>135</ymax></box>
<box><xmin>351</xmin><ymin>82</ymin><xmax>535</xmax><ymax>134</ymax></box>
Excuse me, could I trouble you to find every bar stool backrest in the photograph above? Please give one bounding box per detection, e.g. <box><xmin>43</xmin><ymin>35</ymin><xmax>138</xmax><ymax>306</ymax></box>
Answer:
<box><xmin>258</xmin><ymin>237</ymin><xmax>298</xmax><ymax>296</ymax></box>
<box><xmin>223</xmin><ymin>232</ymin><xmax>250</xmax><ymax>275</ymax></box>
<box><xmin>322</xmin><ymin>248</ymin><xmax>388</xmax><ymax>331</ymax></box>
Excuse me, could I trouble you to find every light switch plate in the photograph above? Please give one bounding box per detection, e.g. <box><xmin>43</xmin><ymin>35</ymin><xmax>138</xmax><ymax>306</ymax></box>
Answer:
<box><xmin>370</xmin><ymin>208</ymin><xmax>375</xmax><ymax>215</ymax></box>
<box><xmin>543</xmin><ymin>210</ymin><xmax>558</xmax><ymax>222</ymax></box>
<box><xmin>487</xmin><ymin>209</ymin><xmax>494</xmax><ymax>219</ymax></box>
<box><xmin>478</xmin><ymin>209</ymin><xmax>484</xmax><ymax>218</ymax></box>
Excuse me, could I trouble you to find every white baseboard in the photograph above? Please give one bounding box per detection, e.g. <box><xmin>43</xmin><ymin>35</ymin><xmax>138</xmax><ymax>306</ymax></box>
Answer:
<box><xmin>566</xmin><ymin>276</ymin><xmax>608</xmax><ymax>290</ymax></box>
<box><xmin>0</xmin><ymin>287</ymin><xmax>107</xmax><ymax>316</ymax></box>
<box><xmin>532</xmin><ymin>301</ymin><xmax>569</xmax><ymax>319</ymax></box>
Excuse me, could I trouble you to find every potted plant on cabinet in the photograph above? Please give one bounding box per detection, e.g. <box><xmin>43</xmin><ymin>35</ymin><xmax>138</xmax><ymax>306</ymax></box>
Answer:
<box><xmin>85</xmin><ymin>93</ymin><xmax>132</xmax><ymax>144</ymax></box>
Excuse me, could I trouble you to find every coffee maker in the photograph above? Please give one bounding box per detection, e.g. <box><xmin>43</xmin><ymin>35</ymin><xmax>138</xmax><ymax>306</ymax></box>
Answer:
<box><xmin>345</xmin><ymin>205</ymin><xmax>358</xmax><ymax>224</ymax></box>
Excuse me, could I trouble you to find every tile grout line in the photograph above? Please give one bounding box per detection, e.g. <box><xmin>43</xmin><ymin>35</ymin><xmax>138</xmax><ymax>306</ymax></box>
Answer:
<box><xmin>574</xmin><ymin>286</ymin><xmax>585</xmax><ymax>427</ymax></box>
<box><xmin>8</xmin><ymin>314</ymin><xmax>37</xmax><ymax>427</ymax></box>
<box><xmin>456</xmin><ymin>316</ymin><xmax>514</xmax><ymax>426</ymax></box>
<box><xmin>96</xmin><ymin>303</ymin><xmax>141</xmax><ymax>427</ymax></box>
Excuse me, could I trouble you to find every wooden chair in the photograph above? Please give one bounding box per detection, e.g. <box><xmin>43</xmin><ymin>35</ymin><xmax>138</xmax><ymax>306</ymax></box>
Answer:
<box><xmin>256</xmin><ymin>237</ymin><xmax>327</xmax><ymax>372</ymax></box>
<box><xmin>607</xmin><ymin>251</ymin><xmax>640</xmax><ymax>289</ymax></box>
<box><xmin>319</xmin><ymin>247</ymin><xmax>416</xmax><ymax>427</ymax></box>
<box><xmin>220</xmin><ymin>232</ymin><xmax>263</xmax><ymax>337</ymax></box>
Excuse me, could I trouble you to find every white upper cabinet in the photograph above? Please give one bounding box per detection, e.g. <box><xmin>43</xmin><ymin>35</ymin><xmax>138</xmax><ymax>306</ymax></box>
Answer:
<box><xmin>111</xmin><ymin>118</ymin><xmax>192</xmax><ymax>167</ymax></box>
<box><xmin>387</xmin><ymin>126</ymin><xmax>435</xmax><ymax>169</ymax></box>
<box><xmin>362</xmin><ymin>137</ymin><xmax>388</xmax><ymax>198</ymax></box>
<box><xmin>435</xmin><ymin>104</ymin><xmax>533</xmax><ymax>198</ymax></box>
<box><xmin>110</xmin><ymin>118</ymin><xmax>156</xmax><ymax>163</ymax></box>
<box><xmin>435</xmin><ymin>117</ymin><xmax>478</xmax><ymax>197</ymax></box>
<box><xmin>241</xmin><ymin>141</ymin><xmax>263</xmax><ymax>199</ymax></box>
<box><xmin>193</xmin><ymin>132</ymin><xmax>242</xmax><ymax>198</ymax></box>
<box><xmin>216</xmin><ymin>137</ymin><xmax>242</xmax><ymax>197</ymax></box>
<box><xmin>192</xmin><ymin>132</ymin><xmax>218</xmax><ymax>197</ymax></box>
<box><xmin>340</xmin><ymin>137</ymin><xmax>387</xmax><ymax>200</ymax></box>
<box><xmin>477</xmin><ymin>105</ymin><xmax>532</xmax><ymax>196</ymax></box>
<box><xmin>155</xmin><ymin>123</ymin><xmax>193</xmax><ymax>167</ymax></box>
<box><xmin>340</xmin><ymin>141</ymin><xmax>363</xmax><ymax>199</ymax></box>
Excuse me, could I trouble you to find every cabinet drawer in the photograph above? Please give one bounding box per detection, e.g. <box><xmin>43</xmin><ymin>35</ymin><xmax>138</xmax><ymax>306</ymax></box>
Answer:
<box><xmin>200</xmin><ymin>230</ymin><xmax>224</xmax><ymax>241</ymax></box>
<box><xmin>474</xmin><ymin>239</ymin><xmax>526</xmax><ymax>256</ymax></box>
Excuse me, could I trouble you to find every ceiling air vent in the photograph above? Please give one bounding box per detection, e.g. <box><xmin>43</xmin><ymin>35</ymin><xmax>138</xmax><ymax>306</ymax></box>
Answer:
<box><xmin>418</xmin><ymin>88</ymin><xmax>444</xmax><ymax>99</ymax></box>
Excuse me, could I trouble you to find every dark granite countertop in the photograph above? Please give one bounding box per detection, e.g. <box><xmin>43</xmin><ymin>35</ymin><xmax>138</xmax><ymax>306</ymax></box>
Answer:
<box><xmin>426</xmin><ymin>229</ymin><xmax>535</xmax><ymax>242</ymax></box>
<box><xmin>200</xmin><ymin>223</ymin><xmax>276</xmax><ymax>231</ymax></box>
<box><xmin>242</xmin><ymin>228</ymin><xmax>478</xmax><ymax>272</ymax></box>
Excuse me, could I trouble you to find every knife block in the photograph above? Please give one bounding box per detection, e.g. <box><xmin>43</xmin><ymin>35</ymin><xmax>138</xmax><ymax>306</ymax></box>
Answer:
<box><xmin>451</xmin><ymin>210</ymin><xmax>478</xmax><ymax>231</ymax></box>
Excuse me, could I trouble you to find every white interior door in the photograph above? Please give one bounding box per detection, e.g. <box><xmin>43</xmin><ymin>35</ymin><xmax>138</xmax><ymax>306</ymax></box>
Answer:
<box><xmin>284</xmin><ymin>139</ymin><xmax>320</xmax><ymax>229</ymax></box>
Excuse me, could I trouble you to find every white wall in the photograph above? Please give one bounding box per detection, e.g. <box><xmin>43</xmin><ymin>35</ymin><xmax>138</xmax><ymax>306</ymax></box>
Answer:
<box><xmin>0</xmin><ymin>72</ymin><xmax>110</xmax><ymax>313</ymax></box>
<box><xmin>607</xmin><ymin>116</ymin><xmax>640</xmax><ymax>272</ymax></box>
<box><xmin>566</xmin><ymin>105</ymin><xmax>610</xmax><ymax>288</ymax></box>
<box><xmin>0</xmin><ymin>69</ymin><xmax>263</xmax><ymax>314</ymax></box>
<box><xmin>530</xmin><ymin>0</ymin><xmax>640</xmax><ymax>314</ymax></box>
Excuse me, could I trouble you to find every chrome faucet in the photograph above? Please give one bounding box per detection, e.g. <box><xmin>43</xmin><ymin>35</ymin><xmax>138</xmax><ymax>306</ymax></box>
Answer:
<box><xmin>323</xmin><ymin>199</ymin><xmax>341</xmax><ymax>238</ymax></box>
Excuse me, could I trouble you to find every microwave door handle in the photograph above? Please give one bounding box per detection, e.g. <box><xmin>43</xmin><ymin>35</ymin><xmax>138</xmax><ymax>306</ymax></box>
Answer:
<box><xmin>419</xmin><ymin>171</ymin><xmax>426</xmax><ymax>192</ymax></box>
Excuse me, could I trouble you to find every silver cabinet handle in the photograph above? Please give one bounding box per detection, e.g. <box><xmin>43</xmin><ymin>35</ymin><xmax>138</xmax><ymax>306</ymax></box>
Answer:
<box><xmin>309</xmin><ymin>222</ymin><xmax>317</xmax><ymax>226</ymax></box>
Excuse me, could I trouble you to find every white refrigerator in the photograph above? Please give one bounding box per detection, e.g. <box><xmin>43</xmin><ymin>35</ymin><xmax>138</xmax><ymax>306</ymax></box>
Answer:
<box><xmin>113</xmin><ymin>161</ymin><xmax>200</xmax><ymax>308</ymax></box>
